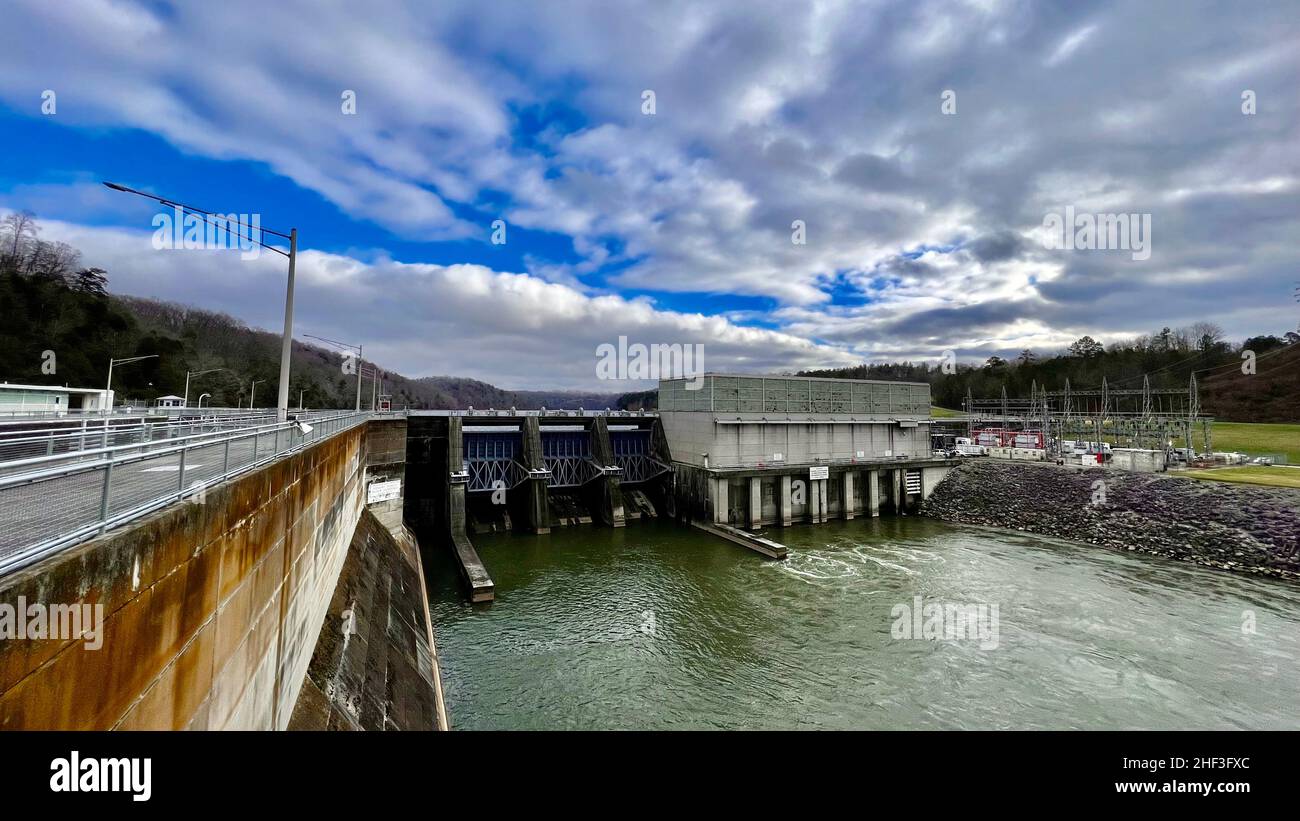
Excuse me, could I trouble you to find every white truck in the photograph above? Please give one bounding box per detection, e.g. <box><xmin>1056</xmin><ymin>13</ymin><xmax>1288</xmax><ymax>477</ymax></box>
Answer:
<box><xmin>1061</xmin><ymin>440</ymin><xmax>1111</xmax><ymax>456</ymax></box>
<box><xmin>954</xmin><ymin>437</ymin><xmax>987</xmax><ymax>457</ymax></box>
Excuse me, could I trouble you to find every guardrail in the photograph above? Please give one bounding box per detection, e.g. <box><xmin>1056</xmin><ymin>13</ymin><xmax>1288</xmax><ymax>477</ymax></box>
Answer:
<box><xmin>0</xmin><ymin>411</ymin><xmax>370</xmax><ymax>577</ymax></box>
<box><xmin>408</xmin><ymin>408</ymin><xmax>656</xmax><ymax>417</ymax></box>
<box><xmin>0</xmin><ymin>410</ymin><xmax>328</xmax><ymax>465</ymax></box>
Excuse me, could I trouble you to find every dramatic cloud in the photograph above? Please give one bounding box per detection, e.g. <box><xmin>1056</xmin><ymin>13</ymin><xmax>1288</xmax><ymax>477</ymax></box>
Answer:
<box><xmin>1</xmin><ymin>0</ymin><xmax>1297</xmax><ymax>386</ymax></box>
<box><xmin>26</xmin><ymin>219</ymin><xmax>858</xmax><ymax>390</ymax></box>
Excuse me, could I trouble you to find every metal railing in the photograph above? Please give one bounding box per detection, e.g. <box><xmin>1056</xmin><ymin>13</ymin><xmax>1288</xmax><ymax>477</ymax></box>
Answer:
<box><xmin>0</xmin><ymin>411</ymin><xmax>370</xmax><ymax>577</ymax></box>
<box><xmin>408</xmin><ymin>408</ymin><xmax>657</xmax><ymax>417</ymax></box>
<box><xmin>0</xmin><ymin>410</ymin><xmax>327</xmax><ymax>466</ymax></box>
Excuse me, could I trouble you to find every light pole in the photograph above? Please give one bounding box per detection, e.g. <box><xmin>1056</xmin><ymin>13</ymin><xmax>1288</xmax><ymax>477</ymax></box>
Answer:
<box><xmin>103</xmin><ymin>181</ymin><xmax>298</xmax><ymax>422</ymax></box>
<box><xmin>105</xmin><ymin>354</ymin><xmax>159</xmax><ymax>412</ymax></box>
<box><xmin>304</xmin><ymin>334</ymin><xmax>363</xmax><ymax>411</ymax></box>
<box><xmin>197</xmin><ymin>393</ymin><xmax>211</xmax><ymax>409</ymax></box>
<box><xmin>184</xmin><ymin>367</ymin><xmax>226</xmax><ymax>408</ymax></box>
<box><xmin>249</xmin><ymin>379</ymin><xmax>266</xmax><ymax>409</ymax></box>
<box><xmin>361</xmin><ymin>365</ymin><xmax>381</xmax><ymax>411</ymax></box>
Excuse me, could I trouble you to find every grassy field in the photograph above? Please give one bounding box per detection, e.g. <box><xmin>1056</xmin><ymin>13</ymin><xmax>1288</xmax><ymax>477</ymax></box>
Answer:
<box><xmin>1211</xmin><ymin>422</ymin><xmax>1300</xmax><ymax>463</ymax></box>
<box><xmin>1179</xmin><ymin>465</ymin><xmax>1300</xmax><ymax>489</ymax></box>
<box><xmin>930</xmin><ymin>406</ymin><xmax>964</xmax><ymax>418</ymax></box>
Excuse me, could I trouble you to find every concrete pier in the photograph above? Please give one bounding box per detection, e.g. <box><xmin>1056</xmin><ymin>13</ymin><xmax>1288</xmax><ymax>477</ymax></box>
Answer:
<box><xmin>405</xmin><ymin>415</ymin><xmax>495</xmax><ymax>603</ymax></box>
<box><xmin>842</xmin><ymin>471</ymin><xmax>854</xmax><ymax>520</ymax></box>
<box><xmin>691</xmin><ymin>521</ymin><xmax>788</xmax><ymax>560</ymax></box>
<box><xmin>587</xmin><ymin>417</ymin><xmax>625</xmax><ymax>528</ymax></box>
<box><xmin>520</xmin><ymin>418</ymin><xmax>550</xmax><ymax>534</ymax></box>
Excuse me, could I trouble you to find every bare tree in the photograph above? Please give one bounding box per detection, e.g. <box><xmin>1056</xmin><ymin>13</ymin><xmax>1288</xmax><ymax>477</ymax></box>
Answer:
<box><xmin>27</xmin><ymin>240</ymin><xmax>81</xmax><ymax>281</ymax></box>
<box><xmin>1187</xmin><ymin>321</ymin><xmax>1225</xmax><ymax>352</ymax></box>
<box><xmin>0</xmin><ymin>210</ymin><xmax>38</xmax><ymax>267</ymax></box>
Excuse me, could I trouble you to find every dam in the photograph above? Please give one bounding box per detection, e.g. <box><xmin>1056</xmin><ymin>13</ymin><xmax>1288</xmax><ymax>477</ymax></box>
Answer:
<box><xmin>0</xmin><ymin>374</ymin><xmax>1295</xmax><ymax>731</ymax></box>
<box><xmin>402</xmin><ymin>374</ymin><xmax>959</xmax><ymax>600</ymax></box>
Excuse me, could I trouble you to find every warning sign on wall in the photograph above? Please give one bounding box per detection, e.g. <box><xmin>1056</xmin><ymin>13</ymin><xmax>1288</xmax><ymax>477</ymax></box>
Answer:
<box><xmin>367</xmin><ymin>479</ymin><xmax>401</xmax><ymax>504</ymax></box>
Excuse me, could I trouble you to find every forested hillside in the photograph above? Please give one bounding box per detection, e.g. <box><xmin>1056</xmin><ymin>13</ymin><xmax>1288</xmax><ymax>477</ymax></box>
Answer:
<box><xmin>4</xmin><ymin>211</ymin><xmax>1294</xmax><ymax>420</ymax></box>
<box><xmin>617</xmin><ymin>327</ymin><xmax>1300</xmax><ymax>423</ymax></box>
<box><xmin>0</xmin><ymin>212</ymin><xmax>620</xmax><ymax>409</ymax></box>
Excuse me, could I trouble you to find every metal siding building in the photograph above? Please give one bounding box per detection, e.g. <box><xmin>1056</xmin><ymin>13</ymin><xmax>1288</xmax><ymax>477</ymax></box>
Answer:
<box><xmin>0</xmin><ymin>383</ymin><xmax>114</xmax><ymax>416</ymax></box>
<box><xmin>659</xmin><ymin>374</ymin><xmax>929</xmax><ymax>416</ymax></box>
<box><xmin>658</xmin><ymin>374</ymin><xmax>931</xmax><ymax>469</ymax></box>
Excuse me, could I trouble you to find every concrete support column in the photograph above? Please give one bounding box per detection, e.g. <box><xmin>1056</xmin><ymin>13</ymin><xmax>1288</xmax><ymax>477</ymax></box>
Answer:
<box><xmin>779</xmin><ymin>474</ymin><xmax>793</xmax><ymax>526</ymax></box>
<box><xmin>748</xmin><ymin>476</ymin><xmax>762</xmax><ymax>529</ymax></box>
<box><xmin>588</xmin><ymin>417</ymin><xmax>625</xmax><ymax>528</ymax></box>
<box><xmin>446</xmin><ymin>417</ymin><xmax>468</xmax><ymax>543</ymax></box>
<box><xmin>818</xmin><ymin>479</ymin><xmax>830</xmax><ymax>522</ymax></box>
<box><xmin>521</xmin><ymin>417</ymin><xmax>550</xmax><ymax>534</ymax></box>
<box><xmin>890</xmin><ymin>468</ymin><xmax>902</xmax><ymax>515</ymax></box>
<box><xmin>867</xmin><ymin>469</ymin><xmax>880</xmax><ymax>517</ymax></box>
<box><xmin>714</xmin><ymin>477</ymin><xmax>729</xmax><ymax>524</ymax></box>
<box><xmin>842</xmin><ymin>471</ymin><xmax>854</xmax><ymax>520</ymax></box>
<box><xmin>807</xmin><ymin>478</ymin><xmax>820</xmax><ymax>523</ymax></box>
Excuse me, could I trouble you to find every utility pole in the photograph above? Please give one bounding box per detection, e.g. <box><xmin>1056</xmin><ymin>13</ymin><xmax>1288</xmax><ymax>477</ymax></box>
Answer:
<box><xmin>303</xmin><ymin>334</ymin><xmax>363</xmax><ymax>412</ymax></box>
<box><xmin>184</xmin><ymin>367</ymin><xmax>226</xmax><ymax>408</ymax></box>
<box><xmin>105</xmin><ymin>354</ymin><xmax>158</xmax><ymax>412</ymax></box>
<box><xmin>276</xmin><ymin>228</ymin><xmax>297</xmax><ymax>423</ymax></box>
<box><xmin>103</xmin><ymin>182</ymin><xmax>298</xmax><ymax>422</ymax></box>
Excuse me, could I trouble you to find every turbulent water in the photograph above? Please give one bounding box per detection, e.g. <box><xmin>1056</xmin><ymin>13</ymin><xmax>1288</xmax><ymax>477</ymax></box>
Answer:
<box><xmin>424</xmin><ymin>517</ymin><xmax>1300</xmax><ymax>730</ymax></box>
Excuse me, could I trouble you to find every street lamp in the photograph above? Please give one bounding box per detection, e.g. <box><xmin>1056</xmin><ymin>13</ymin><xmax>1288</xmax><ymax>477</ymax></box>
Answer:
<box><xmin>304</xmin><ymin>333</ymin><xmax>363</xmax><ymax>411</ymax></box>
<box><xmin>249</xmin><ymin>379</ymin><xmax>266</xmax><ymax>409</ymax></box>
<box><xmin>105</xmin><ymin>354</ymin><xmax>159</xmax><ymax>412</ymax></box>
<box><xmin>359</xmin><ymin>364</ymin><xmax>381</xmax><ymax>411</ymax></box>
<box><xmin>103</xmin><ymin>181</ymin><xmax>298</xmax><ymax>422</ymax></box>
<box><xmin>184</xmin><ymin>367</ymin><xmax>227</xmax><ymax>408</ymax></box>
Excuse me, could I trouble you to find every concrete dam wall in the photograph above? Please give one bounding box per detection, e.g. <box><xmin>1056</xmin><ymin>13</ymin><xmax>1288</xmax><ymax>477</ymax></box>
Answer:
<box><xmin>922</xmin><ymin>460</ymin><xmax>1300</xmax><ymax>581</ymax></box>
<box><xmin>0</xmin><ymin>423</ymin><xmax>366</xmax><ymax>729</ymax></box>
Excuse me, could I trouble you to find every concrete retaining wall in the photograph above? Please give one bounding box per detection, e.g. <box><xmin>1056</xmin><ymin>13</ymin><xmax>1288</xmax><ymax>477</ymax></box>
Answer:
<box><xmin>922</xmin><ymin>460</ymin><xmax>1300</xmax><ymax>581</ymax></box>
<box><xmin>0</xmin><ymin>424</ymin><xmax>366</xmax><ymax>729</ymax></box>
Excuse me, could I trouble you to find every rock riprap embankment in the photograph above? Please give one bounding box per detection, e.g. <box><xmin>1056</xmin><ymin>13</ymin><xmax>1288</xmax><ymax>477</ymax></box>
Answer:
<box><xmin>921</xmin><ymin>460</ymin><xmax>1300</xmax><ymax>581</ymax></box>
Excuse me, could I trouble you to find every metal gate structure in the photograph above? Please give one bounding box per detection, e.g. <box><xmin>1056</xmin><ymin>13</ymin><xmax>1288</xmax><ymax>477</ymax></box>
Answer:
<box><xmin>463</xmin><ymin>429</ymin><xmax>528</xmax><ymax>492</ymax></box>
<box><xmin>609</xmin><ymin>428</ymin><xmax>670</xmax><ymax>484</ymax></box>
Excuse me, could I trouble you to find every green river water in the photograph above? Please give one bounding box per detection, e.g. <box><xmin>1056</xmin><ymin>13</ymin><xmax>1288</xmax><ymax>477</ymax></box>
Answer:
<box><xmin>424</xmin><ymin>517</ymin><xmax>1300</xmax><ymax>730</ymax></box>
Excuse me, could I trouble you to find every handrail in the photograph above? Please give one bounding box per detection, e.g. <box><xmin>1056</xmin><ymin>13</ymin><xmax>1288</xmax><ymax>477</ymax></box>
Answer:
<box><xmin>0</xmin><ymin>411</ymin><xmax>371</xmax><ymax>577</ymax></box>
<box><xmin>0</xmin><ymin>412</ymin><xmax>282</xmax><ymax>442</ymax></box>
<box><xmin>0</xmin><ymin>412</ymin><xmax>354</xmax><ymax>479</ymax></box>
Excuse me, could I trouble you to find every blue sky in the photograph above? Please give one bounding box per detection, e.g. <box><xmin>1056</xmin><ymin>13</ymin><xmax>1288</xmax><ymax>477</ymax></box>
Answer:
<box><xmin>1</xmin><ymin>0</ymin><xmax>1297</xmax><ymax>390</ymax></box>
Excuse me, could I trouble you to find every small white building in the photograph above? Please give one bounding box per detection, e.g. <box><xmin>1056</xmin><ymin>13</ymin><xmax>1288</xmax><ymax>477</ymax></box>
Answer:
<box><xmin>154</xmin><ymin>394</ymin><xmax>186</xmax><ymax>408</ymax></box>
<box><xmin>0</xmin><ymin>383</ymin><xmax>115</xmax><ymax>416</ymax></box>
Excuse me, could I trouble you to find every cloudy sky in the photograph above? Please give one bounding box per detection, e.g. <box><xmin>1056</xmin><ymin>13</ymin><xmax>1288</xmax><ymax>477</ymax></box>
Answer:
<box><xmin>1</xmin><ymin>0</ymin><xmax>1297</xmax><ymax>390</ymax></box>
